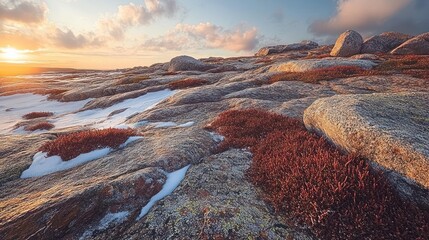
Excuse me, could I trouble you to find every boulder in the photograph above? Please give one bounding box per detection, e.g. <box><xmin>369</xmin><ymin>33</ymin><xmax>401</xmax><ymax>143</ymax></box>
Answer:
<box><xmin>303</xmin><ymin>92</ymin><xmax>429</xmax><ymax>188</ymax></box>
<box><xmin>255</xmin><ymin>40</ymin><xmax>318</xmax><ymax>56</ymax></box>
<box><xmin>391</xmin><ymin>32</ymin><xmax>429</xmax><ymax>55</ymax></box>
<box><xmin>361</xmin><ymin>32</ymin><xmax>412</xmax><ymax>54</ymax></box>
<box><xmin>330</xmin><ymin>30</ymin><xmax>363</xmax><ymax>57</ymax></box>
<box><xmin>168</xmin><ymin>55</ymin><xmax>212</xmax><ymax>72</ymax></box>
<box><xmin>269</xmin><ymin>58</ymin><xmax>376</xmax><ymax>72</ymax></box>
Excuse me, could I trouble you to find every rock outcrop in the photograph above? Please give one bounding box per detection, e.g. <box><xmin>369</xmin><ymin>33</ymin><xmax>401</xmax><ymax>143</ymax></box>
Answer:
<box><xmin>330</xmin><ymin>30</ymin><xmax>363</xmax><ymax>57</ymax></box>
<box><xmin>269</xmin><ymin>58</ymin><xmax>376</xmax><ymax>72</ymax></box>
<box><xmin>303</xmin><ymin>92</ymin><xmax>429</xmax><ymax>188</ymax></box>
<box><xmin>361</xmin><ymin>32</ymin><xmax>412</xmax><ymax>54</ymax></box>
<box><xmin>255</xmin><ymin>40</ymin><xmax>318</xmax><ymax>56</ymax></box>
<box><xmin>391</xmin><ymin>32</ymin><xmax>429</xmax><ymax>55</ymax></box>
<box><xmin>168</xmin><ymin>55</ymin><xmax>212</xmax><ymax>72</ymax></box>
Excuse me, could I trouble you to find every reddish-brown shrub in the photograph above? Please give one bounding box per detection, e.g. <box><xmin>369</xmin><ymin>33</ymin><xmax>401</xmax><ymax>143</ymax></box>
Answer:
<box><xmin>39</xmin><ymin>128</ymin><xmax>137</xmax><ymax>161</ymax></box>
<box><xmin>268</xmin><ymin>66</ymin><xmax>367</xmax><ymax>84</ymax></box>
<box><xmin>22</xmin><ymin>112</ymin><xmax>54</xmax><ymax>119</ymax></box>
<box><xmin>208</xmin><ymin>109</ymin><xmax>429</xmax><ymax>239</ymax></box>
<box><xmin>24</xmin><ymin>122</ymin><xmax>54</xmax><ymax>131</ymax></box>
<box><xmin>162</xmin><ymin>72</ymin><xmax>178</xmax><ymax>76</ymax></box>
<box><xmin>168</xmin><ymin>78</ymin><xmax>209</xmax><ymax>90</ymax></box>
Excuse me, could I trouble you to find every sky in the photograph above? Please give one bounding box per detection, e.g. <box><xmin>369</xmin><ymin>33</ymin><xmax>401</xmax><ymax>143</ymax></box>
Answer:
<box><xmin>0</xmin><ymin>0</ymin><xmax>428</xmax><ymax>70</ymax></box>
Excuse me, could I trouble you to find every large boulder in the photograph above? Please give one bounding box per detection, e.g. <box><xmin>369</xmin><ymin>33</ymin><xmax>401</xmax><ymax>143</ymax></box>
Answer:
<box><xmin>391</xmin><ymin>32</ymin><xmax>429</xmax><ymax>55</ymax></box>
<box><xmin>361</xmin><ymin>32</ymin><xmax>412</xmax><ymax>54</ymax></box>
<box><xmin>269</xmin><ymin>58</ymin><xmax>376</xmax><ymax>72</ymax></box>
<box><xmin>255</xmin><ymin>40</ymin><xmax>318</xmax><ymax>56</ymax></box>
<box><xmin>330</xmin><ymin>30</ymin><xmax>363</xmax><ymax>57</ymax></box>
<box><xmin>168</xmin><ymin>55</ymin><xmax>212</xmax><ymax>72</ymax></box>
<box><xmin>303</xmin><ymin>92</ymin><xmax>429</xmax><ymax>188</ymax></box>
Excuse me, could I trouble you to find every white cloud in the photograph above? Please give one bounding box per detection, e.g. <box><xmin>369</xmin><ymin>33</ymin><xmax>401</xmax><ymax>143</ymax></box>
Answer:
<box><xmin>143</xmin><ymin>23</ymin><xmax>260</xmax><ymax>52</ymax></box>
<box><xmin>99</xmin><ymin>0</ymin><xmax>179</xmax><ymax>40</ymax></box>
<box><xmin>0</xmin><ymin>0</ymin><xmax>48</xmax><ymax>24</ymax></box>
<box><xmin>310</xmin><ymin>0</ymin><xmax>412</xmax><ymax>35</ymax></box>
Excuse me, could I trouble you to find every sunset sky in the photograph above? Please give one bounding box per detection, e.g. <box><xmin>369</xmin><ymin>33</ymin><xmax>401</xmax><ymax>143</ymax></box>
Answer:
<box><xmin>0</xmin><ymin>0</ymin><xmax>428</xmax><ymax>70</ymax></box>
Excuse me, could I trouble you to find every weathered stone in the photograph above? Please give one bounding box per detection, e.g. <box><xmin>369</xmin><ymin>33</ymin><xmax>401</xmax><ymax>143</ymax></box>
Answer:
<box><xmin>269</xmin><ymin>58</ymin><xmax>376</xmax><ymax>72</ymax></box>
<box><xmin>168</xmin><ymin>55</ymin><xmax>213</xmax><ymax>72</ymax></box>
<box><xmin>361</xmin><ymin>32</ymin><xmax>412</xmax><ymax>53</ymax></box>
<box><xmin>255</xmin><ymin>40</ymin><xmax>318</xmax><ymax>56</ymax></box>
<box><xmin>330</xmin><ymin>30</ymin><xmax>363</xmax><ymax>57</ymax></box>
<box><xmin>391</xmin><ymin>32</ymin><xmax>429</xmax><ymax>55</ymax></box>
<box><xmin>303</xmin><ymin>92</ymin><xmax>429</xmax><ymax>188</ymax></box>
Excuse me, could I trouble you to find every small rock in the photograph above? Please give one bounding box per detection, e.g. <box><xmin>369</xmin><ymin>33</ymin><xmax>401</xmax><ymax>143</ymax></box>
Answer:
<box><xmin>168</xmin><ymin>55</ymin><xmax>212</xmax><ymax>72</ymax></box>
<box><xmin>330</xmin><ymin>30</ymin><xmax>363</xmax><ymax>57</ymax></box>
<box><xmin>391</xmin><ymin>32</ymin><xmax>429</xmax><ymax>55</ymax></box>
<box><xmin>255</xmin><ymin>40</ymin><xmax>318</xmax><ymax>56</ymax></box>
<box><xmin>361</xmin><ymin>32</ymin><xmax>412</xmax><ymax>54</ymax></box>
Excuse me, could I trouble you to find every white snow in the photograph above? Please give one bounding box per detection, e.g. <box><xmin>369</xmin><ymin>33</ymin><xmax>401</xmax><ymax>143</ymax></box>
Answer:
<box><xmin>0</xmin><ymin>89</ymin><xmax>176</xmax><ymax>134</ymax></box>
<box><xmin>53</xmin><ymin>89</ymin><xmax>176</xmax><ymax>130</ymax></box>
<box><xmin>137</xmin><ymin>165</ymin><xmax>191</xmax><ymax>220</ymax></box>
<box><xmin>20</xmin><ymin>136</ymin><xmax>142</xmax><ymax>178</ymax></box>
<box><xmin>209</xmin><ymin>132</ymin><xmax>225</xmax><ymax>143</ymax></box>
<box><xmin>153</xmin><ymin>121</ymin><xmax>195</xmax><ymax>128</ymax></box>
<box><xmin>80</xmin><ymin>211</ymin><xmax>129</xmax><ymax>240</ymax></box>
<box><xmin>98</xmin><ymin>211</ymin><xmax>130</xmax><ymax>230</ymax></box>
<box><xmin>0</xmin><ymin>93</ymin><xmax>91</xmax><ymax>134</ymax></box>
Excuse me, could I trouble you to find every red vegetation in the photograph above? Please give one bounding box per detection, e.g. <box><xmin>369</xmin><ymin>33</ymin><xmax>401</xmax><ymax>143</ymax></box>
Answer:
<box><xmin>168</xmin><ymin>78</ymin><xmax>209</xmax><ymax>90</ymax></box>
<box><xmin>39</xmin><ymin>128</ymin><xmax>137</xmax><ymax>161</ymax></box>
<box><xmin>24</xmin><ymin>122</ymin><xmax>54</xmax><ymax>131</ymax></box>
<box><xmin>269</xmin><ymin>66</ymin><xmax>367</xmax><ymax>84</ymax></box>
<box><xmin>22</xmin><ymin>112</ymin><xmax>54</xmax><ymax>119</ymax></box>
<box><xmin>208</xmin><ymin>109</ymin><xmax>429</xmax><ymax>239</ymax></box>
<box><xmin>375</xmin><ymin>55</ymin><xmax>429</xmax><ymax>79</ymax></box>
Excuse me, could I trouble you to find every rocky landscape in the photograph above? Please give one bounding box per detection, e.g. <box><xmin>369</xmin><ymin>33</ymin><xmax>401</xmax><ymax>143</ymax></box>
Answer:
<box><xmin>0</xmin><ymin>30</ymin><xmax>428</xmax><ymax>239</ymax></box>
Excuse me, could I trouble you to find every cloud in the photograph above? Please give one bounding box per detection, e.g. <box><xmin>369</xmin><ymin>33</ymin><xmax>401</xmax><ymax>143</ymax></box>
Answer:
<box><xmin>54</xmin><ymin>28</ymin><xmax>102</xmax><ymax>49</ymax></box>
<box><xmin>141</xmin><ymin>23</ymin><xmax>259</xmax><ymax>52</ymax></box>
<box><xmin>0</xmin><ymin>0</ymin><xmax>47</xmax><ymax>24</ymax></box>
<box><xmin>309</xmin><ymin>0</ymin><xmax>425</xmax><ymax>36</ymax></box>
<box><xmin>99</xmin><ymin>0</ymin><xmax>179</xmax><ymax>40</ymax></box>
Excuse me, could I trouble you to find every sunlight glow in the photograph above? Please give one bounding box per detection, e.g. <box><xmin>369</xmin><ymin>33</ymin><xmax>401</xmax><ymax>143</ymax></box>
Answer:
<box><xmin>2</xmin><ymin>47</ymin><xmax>22</xmax><ymax>60</ymax></box>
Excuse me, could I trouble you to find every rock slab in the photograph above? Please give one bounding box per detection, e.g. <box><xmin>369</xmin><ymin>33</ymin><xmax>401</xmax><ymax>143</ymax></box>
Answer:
<box><xmin>269</xmin><ymin>58</ymin><xmax>376</xmax><ymax>72</ymax></box>
<box><xmin>330</xmin><ymin>30</ymin><xmax>363</xmax><ymax>57</ymax></box>
<box><xmin>391</xmin><ymin>32</ymin><xmax>429</xmax><ymax>55</ymax></box>
<box><xmin>303</xmin><ymin>92</ymin><xmax>429</xmax><ymax>188</ymax></box>
<box><xmin>361</xmin><ymin>32</ymin><xmax>412</xmax><ymax>54</ymax></box>
<box><xmin>255</xmin><ymin>40</ymin><xmax>318</xmax><ymax>56</ymax></box>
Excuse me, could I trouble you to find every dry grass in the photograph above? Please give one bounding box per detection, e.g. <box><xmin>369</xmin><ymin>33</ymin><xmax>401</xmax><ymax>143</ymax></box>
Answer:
<box><xmin>208</xmin><ymin>109</ymin><xmax>429</xmax><ymax>239</ymax></box>
<box><xmin>168</xmin><ymin>78</ymin><xmax>209</xmax><ymax>90</ymax></box>
<box><xmin>268</xmin><ymin>55</ymin><xmax>429</xmax><ymax>84</ymax></box>
<box><xmin>22</xmin><ymin>112</ymin><xmax>54</xmax><ymax>120</ymax></box>
<box><xmin>24</xmin><ymin>122</ymin><xmax>54</xmax><ymax>131</ymax></box>
<box><xmin>39</xmin><ymin>128</ymin><xmax>138</xmax><ymax>161</ymax></box>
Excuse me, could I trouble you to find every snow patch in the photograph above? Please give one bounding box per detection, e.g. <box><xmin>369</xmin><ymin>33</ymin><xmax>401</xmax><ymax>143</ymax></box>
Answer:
<box><xmin>209</xmin><ymin>132</ymin><xmax>225</xmax><ymax>143</ymax></box>
<box><xmin>153</xmin><ymin>121</ymin><xmax>195</xmax><ymax>128</ymax></box>
<box><xmin>0</xmin><ymin>93</ymin><xmax>91</xmax><ymax>134</ymax></box>
<box><xmin>80</xmin><ymin>211</ymin><xmax>129</xmax><ymax>240</ymax></box>
<box><xmin>137</xmin><ymin>165</ymin><xmax>191</xmax><ymax>220</ymax></box>
<box><xmin>21</xmin><ymin>136</ymin><xmax>142</xmax><ymax>178</ymax></box>
<box><xmin>53</xmin><ymin>89</ymin><xmax>176</xmax><ymax>130</ymax></box>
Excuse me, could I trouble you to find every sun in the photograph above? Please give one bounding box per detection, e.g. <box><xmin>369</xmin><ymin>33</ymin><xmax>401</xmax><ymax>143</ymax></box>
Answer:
<box><xmin>2</xmin><ymin>47</ymin><xmax>22</xmax><ymax>60</ymax></box>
